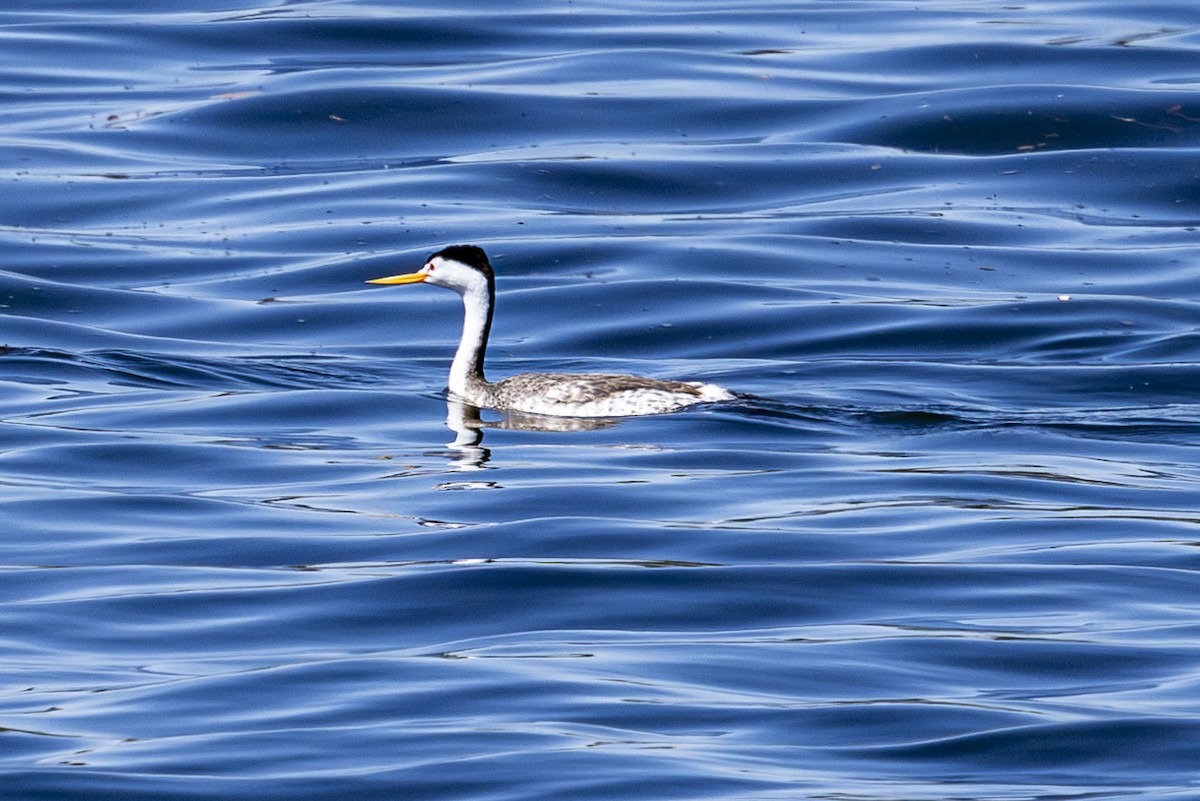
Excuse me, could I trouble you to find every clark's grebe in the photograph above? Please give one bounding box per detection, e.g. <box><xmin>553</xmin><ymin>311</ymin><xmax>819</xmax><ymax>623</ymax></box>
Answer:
<box><xmin>367</xmin><ymin>245</ymin><xmax>733</xmax><ymax>417</ymax></box>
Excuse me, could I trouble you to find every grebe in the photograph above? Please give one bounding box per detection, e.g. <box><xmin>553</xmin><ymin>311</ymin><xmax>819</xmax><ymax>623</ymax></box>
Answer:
<box><xmin>367</xmin><ymin>245</ymin><xmax>733</xmax><ymax>417</ymax></box>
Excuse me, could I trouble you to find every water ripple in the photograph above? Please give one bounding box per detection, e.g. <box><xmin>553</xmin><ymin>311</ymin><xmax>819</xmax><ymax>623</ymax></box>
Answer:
<box><xmin>3</xmin><ymin>2</ymin><xmax>1200</xmax><ymax>799</ymax></box>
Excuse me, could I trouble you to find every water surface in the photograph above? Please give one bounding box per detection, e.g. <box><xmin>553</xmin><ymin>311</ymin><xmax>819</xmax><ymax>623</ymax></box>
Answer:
<box><xmin>3</xmin><ymin>2</ymin><xmax>1200</xmax><ymax>799</ymax></box>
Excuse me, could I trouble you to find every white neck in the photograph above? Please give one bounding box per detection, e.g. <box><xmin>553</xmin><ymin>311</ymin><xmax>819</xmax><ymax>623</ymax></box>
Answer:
<box><xmin>448</xmin><ymin>279</ymin><xmax>492</xmax><ymax>398</ymax></box>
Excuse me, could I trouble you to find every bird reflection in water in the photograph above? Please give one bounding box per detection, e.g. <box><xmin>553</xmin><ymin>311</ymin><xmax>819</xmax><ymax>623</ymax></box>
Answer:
<box><xmin>443</xmin><ymin>397</ymin><xmax>620</xmax><ymax>470</ymax></box>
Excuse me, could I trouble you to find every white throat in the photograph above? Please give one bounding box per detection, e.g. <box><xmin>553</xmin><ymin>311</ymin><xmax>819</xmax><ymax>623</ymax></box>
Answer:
<box><xmin>448</xmin><ymin>277</ymin><xmax>492</xmax><ymax>398</ymax></box>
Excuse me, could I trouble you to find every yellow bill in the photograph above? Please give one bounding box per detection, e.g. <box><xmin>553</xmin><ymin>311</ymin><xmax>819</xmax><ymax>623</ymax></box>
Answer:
<box><xmin>366</xmin><ymin>271</ymin><xmax>427</xmax><ymax>285</ymax></box>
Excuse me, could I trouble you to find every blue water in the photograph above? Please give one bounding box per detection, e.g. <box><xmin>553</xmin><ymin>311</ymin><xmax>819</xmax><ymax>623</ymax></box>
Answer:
<box><xmin>3</xmin><ymin>2</ymin><xmax>1200</xmax><ymax>799</ymax></box>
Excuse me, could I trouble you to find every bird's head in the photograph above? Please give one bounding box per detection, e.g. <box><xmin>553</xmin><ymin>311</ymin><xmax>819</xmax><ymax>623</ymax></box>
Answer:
<box><xmin>367</xmin><ymin>244</ymin><xmax>494</xmax><ymax>296</ymax></box>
